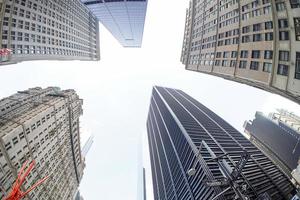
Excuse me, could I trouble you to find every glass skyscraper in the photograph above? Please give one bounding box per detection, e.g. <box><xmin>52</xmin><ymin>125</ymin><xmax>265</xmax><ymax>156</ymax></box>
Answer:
<box><xmin>147</xmin><ymin>86</ymin><xmax>295</xmax><ymax>200</ymax></box>
<box><xmin>82</xmin><ymin>0</ymin><xmax>148</xmax><ymax>47</ymax></box>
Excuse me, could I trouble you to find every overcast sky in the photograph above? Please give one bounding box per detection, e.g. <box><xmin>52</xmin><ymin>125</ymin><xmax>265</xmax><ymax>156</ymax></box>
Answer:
<box><xmin>0</xmin><ymin>0</ymin><xmax>300</xmax><ymax>199</ymax></box>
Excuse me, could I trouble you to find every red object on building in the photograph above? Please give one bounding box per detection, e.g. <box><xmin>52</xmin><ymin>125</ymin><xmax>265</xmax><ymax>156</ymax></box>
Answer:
<box><xmin>2</xmin><ymin>160</ymin><xmax>48</xmax><ymax>200</ymax></box>
<box><xmin>0</xmin><ymin>49</ymin><xmax>11</xmax><ymax>56</ymax></box>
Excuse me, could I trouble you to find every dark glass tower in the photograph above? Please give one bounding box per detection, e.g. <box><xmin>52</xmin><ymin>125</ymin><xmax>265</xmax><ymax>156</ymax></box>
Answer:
<box><xmin>147</xmin><ymin>86</ymin><xmax>295</xmax><ymax>200</ymax></box>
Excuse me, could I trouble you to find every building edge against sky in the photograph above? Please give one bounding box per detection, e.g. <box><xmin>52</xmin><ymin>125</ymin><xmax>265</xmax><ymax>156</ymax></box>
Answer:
<box><xmin>82</xmin><ymin>0</ymin><xmax>148</xmax><ymax>48</ymax></box>
<box><xmin>0</xmin><ymin>0</ymin><xmax>100</xmax><ymax>65</ymax></box>
<box><xmin>147</xmin><ymin>86</ymin><xmax>296</xmax><ymax>200</ymax></box>
<box><xmin>181</xmin><ymin>0</ymin><xmax>300</xmax><ymax>104</ymax></box>
<box><xmin>0</xmin><ymin>87</ymin><xmax>85</xmax><ymax>199</ymax></box>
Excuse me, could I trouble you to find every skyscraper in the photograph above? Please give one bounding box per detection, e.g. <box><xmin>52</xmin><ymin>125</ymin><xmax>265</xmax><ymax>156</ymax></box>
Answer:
<box><xmin>81</xmin><ymin>135</ymin><xmax>94</xmax><ymax>158</ymax></box>
<box><xmin>147</xmin><ymin>86</ymin><xmax>295</xmax><ymax>200</ymax></box>
<box><xmin>181</xmin><ymin>0</ymin><xmax>300</xmax><ymax>104</ymax></box>
<box><xmin>0</xmin><ymin>0</ymin><xmax>100</xmax><ymax>65</ymax></box>
<box><xmin>0</xmin><ymin>87</ymin><xmax>85</xmax><ymax>199</ymax></box>
<box><xmin>81</xmin><ymin>0</ymin><xmax>148</xmax><ymax>47</ymax></box>
<box><xmin>244</xmin><ymin>111</ymin><xmax>300</xmax><ymax>185</ymax></box>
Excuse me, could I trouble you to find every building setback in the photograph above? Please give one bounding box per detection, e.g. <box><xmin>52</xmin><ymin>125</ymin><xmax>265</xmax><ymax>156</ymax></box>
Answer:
<box><xmin>0</xmin><ymin>87</ymin><xmax>85</xmax><ymax>200</ymax></box>
<box><xmin>181</xmin><ymin>0</ymin><xmax>300</xmax><ymax>104</ymax></box>
<box><xmin>147</xmin><ymin>86</ymin><xmax>295</xmax><ymax>200</ymax></box>
<box><xmin>244</xmin><ymin>111</ymin><xmax>300</xmax><ymax>182</ymax></box>
<box><xmin>0</xmin><ymin>0</ymin><xmax>100</xmax><ymax>65</ymax></box>
<box><xmin>81</xmin><ymin>0</ymin><xmax>148</xmax><ymax>47</ymax></box>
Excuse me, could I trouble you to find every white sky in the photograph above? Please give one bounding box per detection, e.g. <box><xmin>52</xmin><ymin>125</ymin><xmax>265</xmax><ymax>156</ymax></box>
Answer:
<box><xmin>0</xmin><ymin>0</ymin><xmax>300</xmax><ymax>199</ymax></box>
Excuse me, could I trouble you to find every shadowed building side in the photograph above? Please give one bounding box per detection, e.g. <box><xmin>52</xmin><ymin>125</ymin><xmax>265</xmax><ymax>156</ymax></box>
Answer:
<box><xmin>147</xmin><ymin>86</ymin><xmax>296</xmax><ymax>200</ymax></box>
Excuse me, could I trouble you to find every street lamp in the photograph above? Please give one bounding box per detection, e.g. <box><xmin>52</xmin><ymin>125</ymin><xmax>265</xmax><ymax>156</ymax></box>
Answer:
<box><xmin>187</xmin><ymin>140</ymin><xmax>250</xmax><ymax>200</ymax></box>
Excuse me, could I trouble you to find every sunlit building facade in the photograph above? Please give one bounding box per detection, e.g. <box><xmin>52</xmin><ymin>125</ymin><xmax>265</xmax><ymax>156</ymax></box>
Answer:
<box><xmin>0</xmin><ymin>0</ymin><xmax>100</xmax><ymax>65</ymax></box>
<box><xmin>181</xmin><ymin>0</ymin><xmax>300</xmax><ymax>104</ymax></box>
<box><xmin>0</xmin><ymin>87</ymin><xmax>84</xmax><ymax>199</ymax></box>
<box><xmin>82</xmin><ymin>0</ymin><xmax>148</xmax><ymax>47</ymax></box>
<box><xmin>147</xmin><ymin>86</ymin><xmax>295</xmax><ymax>200</ymax></box>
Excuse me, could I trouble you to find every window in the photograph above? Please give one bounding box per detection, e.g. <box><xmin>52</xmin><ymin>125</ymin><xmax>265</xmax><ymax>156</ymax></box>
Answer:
<box><xmin>231</xmin><ymin>51</ymin><xmax>238</xmax><ymax>58</ymax></box>
<box><xmin>222</xmin><ymin>60</ymin><xmax>229</xmax><ymax>67</ymax></box>
<box><xmin>290</xmin><ymin>0</ymin><xmax>300</xmax><ymax>8</ymax></box>
<box><xmin>278</xmin><ymin>19</ymin><xmax>289</xmax><ymax>28</ymax></box>
<box><xmin>294</xmin><ymin>18</ymin><xmax>300</xmax><ymax>41</ymax></box>
<box><xmin>253</xmin><ymin>34</ymin><xmax>262</xmax><ymax>42</ymax></box>
<box><xmin>242</xmin><ymin>35</ymin><xmax>251</xmax><ymax>43</ymax></box>
<box><xmin>276</xmin><ymin>2</ymin><xmax>286</xmax><ymax>11</ymax></box>
<box><xmin>12</xmin><ymin>137</ymin><xmax>19</xmax><ymax>145</ymax></box>
<box><xmin>296</xmin><ymin>52</ymin><xmax>300</xmax><ymax>79</ymax></box>
<box><xmin>216</xmin><ymin>52</ymin><xmax>222</xmax><ymax>58</ymax></box>
<box><xmin>242</xmin><ymin>26</ymin><xmax>250</xmax><ymax>33</ymax></box>
<box><xmin>250</xmin><ymin>61</ymin><xmax>260</xmax><ymax>70</ymax></box>
<box><xmin>239</xmin><ymin>61</ymin><xmax>247</xmax><ymax>68</ymax></box>
<box><xmin>252</xmin><ymin>50</ymin><xmax>260</xmax><ymax>59</ymax></box>
<box><xmin>265</xmin><ymin>21</ymin><xmax>273</xmax><ymax>29</ymax></box>
<box><xmin>277</xmin><ymin>64</ymin><xmax>289</xmax><ymax>76</ymax></box>
<box><xmin>263</xmin><ymin>62</ymin><xmax>272</xmax><ymax>72</ymax></box>
<box><xmin>265</xmin><ymin>32</ymin><xmax>273</xmax><ymax>41</ymax></box>
<box><xmin>230</xmin><ymin>60</ymin><xmax>237</xmax><ymax>67</ymax></box>
<box><xmin>240</xmin><ymin>50</ymin><xmax>248</xmax><ymax>58</ymax></box>
<box><xmin>223</xmin><ymin>51</ymin><xmax>230</xmax><ymax>58</ymax></box>
<box><xmin>279</xmin><ymin>31</ymin><xmax>289</xmax><ymax>40</ymax></box>
<box><xmin>264</xmin><ymin>50</ymin><xmax>273</xmax><ymax>59</ymax></box>
<box><xmin>279</xmin><ymin>51</ymin><xmax>289</xmax><ymax>61</ymax></box>
<box><xmin>253</xmin><ymin>23</ymin><xmax>261</xmax><ymax>31</ymax></box>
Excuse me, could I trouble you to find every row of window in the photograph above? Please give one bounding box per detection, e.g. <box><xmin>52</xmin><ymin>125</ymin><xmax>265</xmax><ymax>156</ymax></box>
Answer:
<box><xmin>214</xmin><ymin>59</ymin><xmax>288</xmax><ymax>76</ymax></box>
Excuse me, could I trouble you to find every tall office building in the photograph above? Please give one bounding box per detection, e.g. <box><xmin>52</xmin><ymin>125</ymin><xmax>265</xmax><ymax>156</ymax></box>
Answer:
<box><xmin>0</xmin><ymin>87</ymin><xmax>85</xmax><ymax>199</ymax></box>
<box><xmin>0</xmin><ymin>0</ymin><xmax>100</xmax><ymax>65</ymax></box>
<box><xmin>244</xmin><ymin>111</ymin><xmax>300</xmax><ymax>185</ymax></box>
<box><xmin>181</xmin><ymin>0</ymin><xmax>300</xmax><ymax>104</ymax></box>
<box><xmin>81</xmin><ymin>135</ymin><xmax>94</xmax><ymax>157</ymax></box>
<box><xmin>147</xmin><ymin>86</ymin><xmax>295</xmax><ymax>200</ymax></box>
<box><xmin>82</xmin><ymin>0</ymin><xmax>148</xmax><ymax>47</ymax></box>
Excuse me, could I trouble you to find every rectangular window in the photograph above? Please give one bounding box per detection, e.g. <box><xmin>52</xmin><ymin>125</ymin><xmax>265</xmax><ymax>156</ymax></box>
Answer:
<box><xmin>278</xmin><ymin>19</ymin><xmax>289</xmax><ymax>28</ymax></box>
<box><xmin>242</xmin><ymin>35</ymin><xmax>251</xmax><ymax>43</ymax></box>
<box><xmin>265</xmin><ymin>32</ymin><xmax>273</xmax><ymax>41</ymax></box>
<box><xmin>265</xmin><ymin>21</ymin><xmax>273</xmax><ymax>30</ymax></box>
<box><xmin>294</xmin><ymin>18</ymin><xmax>300</xmax><ymax>41</ymax></box>
<box><xmin>264</xmin><ymin>50</ymin><xmax>273</xmax><ymax>59</ymax></box>
<box><xmin>276</xmin><ymin>2</ymin><xmax>286</xmax><ymax>11</ymax></box>
<box><xmin>252</xmin><ymin>50</ymin><xmax>260</xmax><ymax>59</ymax></box>
<box><xmin>230</xmin><ymin>60</ymin><xmax>237</xmax><ymax>67</ymax></box>
<box><xmin>250</xmin><ymin>61</ymin><xmax>260</xmax><ymax>70</ymax></box>
<box><xmin>263</xmin><ymin>62</ymin><xmax>272</xmax><ymax>72</ymax></box>
<box><xmin>279</xmin><ymin>31</ymin><xmax>289</xmax><ymax>40</ymax></box>
<box><xmin>279</xmin><ymin>51</ymin><xmax>289</xmax><ymax>61</ymax></box>
<box><xmin>239</xmin><ymin>61</ymin><xmax>247</xmax><ymax>68</ymax></box>
<box><xmin>253</xmin><ymin>34</ymin><xmax>262</xmax><ymax>42</ymax></box>
<box><xmin>242</xmin><ymin>26</ymin><xmax>250</xmax><ymax>33</ymax></box>
<box><xmin>223</xmin><ymin>51</ymin><xmax>230</xmax><ymax>58</ymax></box>
<box><xmin>277</xmin><ymin>64</ymin><xmax>289</xmax><ymax>76</ymax></box>
<box><xmin>231</xmin><ymin>51</ymin><xmax>238</xmax><ymax>58</ymax></box>
<box><xmin>296</xmin><ymin>52</ymin><xmax>300</xmax><ymax>79</ymax></box>
<box><xmin>240</xmin><ymin>50</ymin><xmax>248</xmax><ymax>58</ymax></box>
<box><xmin>290</xmin><ymin>0</ymin><xmax>300</xmax><ymax>8</ymax></box>
<box><xmin>253</xmin><ymin>23</ymin><xmax>261</xmax><ymax>32</ymax></box>
<box><xmin>216</xmin><ymin>52</ymin><xmax>222</xmax><ymax>58</ymax></box>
